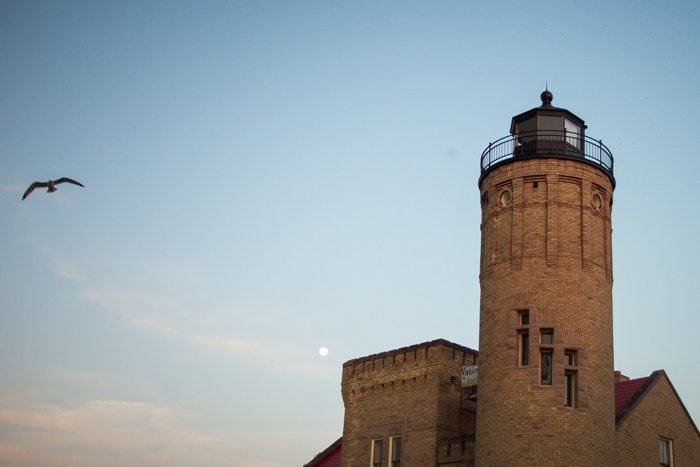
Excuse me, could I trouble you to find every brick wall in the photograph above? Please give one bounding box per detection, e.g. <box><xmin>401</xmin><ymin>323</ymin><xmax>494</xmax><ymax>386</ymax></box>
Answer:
<box><xmin>340</xmin><ymin>339</ymin><xmax>478</xmax><ymax>467</ymax></box>
<box><xmin>616</xmin><ymin>372</ymin><xmax>700</xmax><ymax>466</ymax></box>
<box><xmin>476</xmin><ymin>158</ymin><xmax>616</xmax><ymax>466</ymax></box>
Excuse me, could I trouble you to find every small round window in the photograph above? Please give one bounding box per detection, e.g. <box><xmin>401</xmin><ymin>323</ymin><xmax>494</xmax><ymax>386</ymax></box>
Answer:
<box><xmin>499</xmin><ymin>189</ymin><xmax>512</xmax><ymax>207</ymax></box>
<box><xmin>591</xmin><ymin>192</ymin><xmax>602</xmax><ymax>211</ymax></box>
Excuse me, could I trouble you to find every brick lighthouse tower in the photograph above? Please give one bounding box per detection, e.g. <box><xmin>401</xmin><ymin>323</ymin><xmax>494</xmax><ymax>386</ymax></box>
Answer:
<box><xmin>475</xmin><ymin>91</ymin><xmax>615</xmax><ymax>466</ymax></box>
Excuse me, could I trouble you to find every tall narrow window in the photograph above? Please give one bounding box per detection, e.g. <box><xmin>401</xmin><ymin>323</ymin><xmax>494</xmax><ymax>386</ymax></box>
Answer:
<box><xmin>659</xmin><ymin>437</ymin><xmax>673</xmax><ymax>467</ymax></box>
<box><xmin>540</xmin><ymin>350</ymin><xmax>553</xmax><ymax>385</ymax></box>
<box><xmin>539</xmin><ymin>329</ymin><xmax>554</xmax><ymax>385</ymax></box>
<box><xmin>389</xmin><ymin>436</ymin><xmax>402</xmax><ymax>467</ymax></box>
<box><xmin>518</xmin><ymin>310</ymin><xmax>529</xmax><ymax>366</ymax></box>
<box><xmin>565</xmin><ymin>349</ymin><xmax>578</xmax><ymax>407</ymax></box>
<box><xmin>371</xmin><ymin>439</ymin><xmax>383</xmax><ymax>467</ymax></box>
<box><xmin>519</xmin><ymin>331</ymin><xmax>529</xmax><ymax>366</ymax></box>
<box><xmin>565</xmin><ymin>371</ymin><xmax>577</xmax><ymax>407</ymax></box>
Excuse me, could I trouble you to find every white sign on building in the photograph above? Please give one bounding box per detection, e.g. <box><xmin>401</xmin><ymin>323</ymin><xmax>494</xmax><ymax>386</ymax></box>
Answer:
<box><xmin>461</xmin><ymin>365</ymin><xmax>478</xmax><ymax>387</ymax></box>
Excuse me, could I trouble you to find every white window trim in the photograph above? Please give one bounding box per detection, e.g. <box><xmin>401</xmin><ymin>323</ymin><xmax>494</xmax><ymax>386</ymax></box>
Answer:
<box><xmin>659</xmin><ymin>436</ymin><xmax>673</xmax><ymax>467</ymax></box>
<box><xmin>388</xmin><ymin>435</ymin><xmax>401</xmax><ymax>467</ymax></box>
<box><xmin>370</xmin><ymin>438</ymin><xmax>383</xmax><ymax>467</ymax></box>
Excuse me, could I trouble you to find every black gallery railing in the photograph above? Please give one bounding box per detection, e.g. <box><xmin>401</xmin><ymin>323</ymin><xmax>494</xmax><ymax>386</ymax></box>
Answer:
<box><xmin>480</xmin><ymin>130</ymin><xmax>614</xmax><ymax>178</ymax></box>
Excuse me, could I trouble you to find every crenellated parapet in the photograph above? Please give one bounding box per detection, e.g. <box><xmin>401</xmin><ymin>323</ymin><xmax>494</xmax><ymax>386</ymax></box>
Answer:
<box><xmin>340</xmin><ymin>339</ymin><xmax>478</xmax><ymax>467</ymax></box>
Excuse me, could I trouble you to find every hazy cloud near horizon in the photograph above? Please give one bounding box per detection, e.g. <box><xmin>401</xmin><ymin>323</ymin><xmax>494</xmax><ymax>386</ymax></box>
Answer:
<box><xmin>0</xmin><ymin>397</ymin><xmax>272</xmax><ymax>466</ymax></box>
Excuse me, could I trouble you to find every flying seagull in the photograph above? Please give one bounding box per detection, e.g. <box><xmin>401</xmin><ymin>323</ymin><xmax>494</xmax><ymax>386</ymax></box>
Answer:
<box><xmin>22</xmin><ymin>177</ymin><xmax>85</xmax><ymax>200</ymax></box>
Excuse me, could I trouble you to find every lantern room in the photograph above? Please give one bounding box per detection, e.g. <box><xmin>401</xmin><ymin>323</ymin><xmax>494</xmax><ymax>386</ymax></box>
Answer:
<box><xmin>510</xmin><ymin>89</ymin><xmax>586</xmax><ymax>154</ymax></box>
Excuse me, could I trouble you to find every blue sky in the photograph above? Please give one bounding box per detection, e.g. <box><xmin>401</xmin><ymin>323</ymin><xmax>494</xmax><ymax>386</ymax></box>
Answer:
<box><xmin>1</xmin><ymin>1</ymin><xmax>699</xmax><ymax>465</ymax></box>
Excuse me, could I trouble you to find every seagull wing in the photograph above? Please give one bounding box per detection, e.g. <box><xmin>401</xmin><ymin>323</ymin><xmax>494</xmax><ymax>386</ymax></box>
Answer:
<box><xmin>54</xmin><ymin>177</ymin><xmax>85</xmax><ymax>188</ymax></box>
<box><xmin>22</xmin><ymin>181</ymin><xmax>48</xmax><ymax>200</ymax></box>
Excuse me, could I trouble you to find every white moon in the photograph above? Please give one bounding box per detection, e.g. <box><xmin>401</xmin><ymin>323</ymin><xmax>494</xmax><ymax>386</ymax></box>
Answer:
<box><xmin>318</xmin><ymin>346</ymin><xmax>329</xmax><ymax>357</ymax></box>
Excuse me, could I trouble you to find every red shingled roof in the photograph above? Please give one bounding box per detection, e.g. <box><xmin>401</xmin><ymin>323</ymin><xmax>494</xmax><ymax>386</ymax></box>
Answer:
<box><xmin>304</xmin><ymin>437</ymin><xmax>341</xmax><ymax>467</ymax></box>
<box><xmin>614</xmin><ymin>370</ymin><xmax>699</xmax><ymax>436</ymax></box>
<box><xmin>615</xmin><ymin>375</ymin><xmax>651</xmax><ymax>420</ymax></box>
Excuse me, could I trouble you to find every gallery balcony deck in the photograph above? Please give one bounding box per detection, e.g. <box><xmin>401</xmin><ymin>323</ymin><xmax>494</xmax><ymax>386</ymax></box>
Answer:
<box><xmin>480</xmin><ymin>130</ymin><xmax>614</xmax><ymax>187</ymax></box>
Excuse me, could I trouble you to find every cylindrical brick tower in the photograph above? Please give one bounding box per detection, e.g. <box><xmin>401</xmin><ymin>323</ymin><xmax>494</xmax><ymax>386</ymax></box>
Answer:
<box><xmin>474</xmin><ymin>91</ymin><xmax>615</xmax><ymax>466</ymax></box>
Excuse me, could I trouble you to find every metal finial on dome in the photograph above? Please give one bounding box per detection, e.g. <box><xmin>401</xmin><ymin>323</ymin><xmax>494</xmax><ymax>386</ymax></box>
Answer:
<box><xmin>540</xmin><ymin>89</ymin><xmax>553</xmax><ymax>108</ymax></box>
